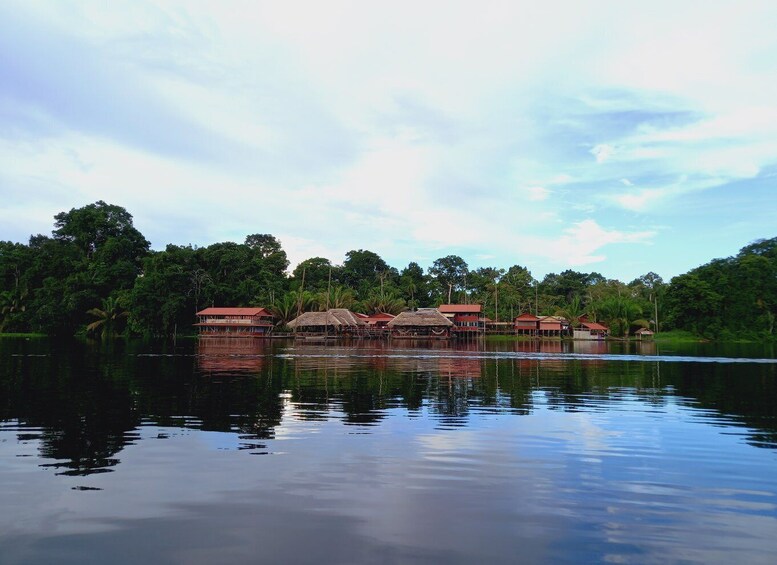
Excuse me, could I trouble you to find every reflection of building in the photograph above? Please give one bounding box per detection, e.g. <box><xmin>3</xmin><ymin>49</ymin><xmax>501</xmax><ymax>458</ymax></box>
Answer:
<box><xmin>572</xmin><ymin>339</ymin><xmax>610</xmax><ymax>355</ymax></box>
<box><xmin>438</xmin><ymin>304</ymin><xmax>485</xmax><ymax>335</ymax></box>
<box><xmin>437</xmin><ymin>356</ymin><xmax>483</xmax><ymax>378</ymax></box>
<box><xmin>196</xmin><ymin>337</ymin><xmax>268</xmax><ymax>373</ymax></box>
<box><xmin>388</xmin><ymin>309</ymin><xmax>453</xmax><ymax>338</ymax></box>
<box><xmin>195</xmin><ymin>307</ymin><xmax>274</xmax><ymax>337</ymax></box>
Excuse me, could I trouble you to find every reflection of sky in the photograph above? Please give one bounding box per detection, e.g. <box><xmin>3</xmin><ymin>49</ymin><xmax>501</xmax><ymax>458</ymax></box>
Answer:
<box><xmin>3</xmin><ymin>386</ymin><xmax>777</xmax><ymax>563</ymax></box>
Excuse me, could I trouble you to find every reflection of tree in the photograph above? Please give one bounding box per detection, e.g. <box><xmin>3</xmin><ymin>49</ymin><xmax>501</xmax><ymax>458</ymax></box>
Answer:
<box><xmin>3</xmin><ymin>338</ymin><xmax>776</xmax><ymax>485</ymax></box>
<box><xmin>0</xmin><ymin>339</ymin><xmax>139</xmax><ymax>476</ymax></box>
<box><xmin>667</xmin><ymin>362</ymin><xmax>777</xmax><ymax>448</ymax></box>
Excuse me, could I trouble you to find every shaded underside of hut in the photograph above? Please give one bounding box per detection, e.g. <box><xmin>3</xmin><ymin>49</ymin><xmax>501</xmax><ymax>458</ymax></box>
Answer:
<box><xmin>387</xmin><ymin>308</ymin><xmax>453</xmax><ymax>338</ymax></box>
<box><xmin>287</xmin><ymin>309</ymin><xmax>366</xmax><ymax>335</ymax></box>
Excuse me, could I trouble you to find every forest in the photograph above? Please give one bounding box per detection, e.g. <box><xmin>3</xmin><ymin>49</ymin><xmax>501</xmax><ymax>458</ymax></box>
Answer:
<box><xmin>0</xmin><ymin>201</ymin><xmax>775</xmax><ymax>341</ymax></box>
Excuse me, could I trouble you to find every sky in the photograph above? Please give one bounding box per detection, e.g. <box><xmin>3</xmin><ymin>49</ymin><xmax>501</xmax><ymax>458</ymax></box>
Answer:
<box><xmin>1</xmin><ymin>0</ymin><xmax>776</xmax><ymax>282</ymax></box>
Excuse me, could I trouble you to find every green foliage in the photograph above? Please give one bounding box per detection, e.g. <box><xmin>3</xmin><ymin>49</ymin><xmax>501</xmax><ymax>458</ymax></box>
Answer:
<box><xmin>360</xmin><ymin>288</ymin><xmax>406</xmax><ymax>315</ymax></box>
<box><xmin>428</xmin><ymin>255</ymin><xmax>469</xmax><ymax>303</ymax></box>
<box><xmin>86</xmin><ymin>295</ymin><xmax>129</xmax><ymax>338</ymax></box>
<box><xmin>2</xmin><ymin>201</ymin><xmax>774</xmax><ymax>342</ymax></box>
<box><xmin>663</xmin><ymin>237</ymin><xmax>777</xmax><ymax>339</ymax></box>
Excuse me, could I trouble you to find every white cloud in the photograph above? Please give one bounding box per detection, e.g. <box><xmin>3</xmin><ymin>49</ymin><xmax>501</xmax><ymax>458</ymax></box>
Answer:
<box><xmin>2</xmin><ymin>0</ymin><xmax>777</xmax><ymax>280</ymax></box>
<box><xmin>525</xmin><ymin>186</ymin><xmax>550</xmax><ymax>201</ymax></box>
<box><xmin>590</xmin><ymin>144</ymin><xmax>615</xmax><ymax>164</ymax></box>
<box><xmin>537</xmin><ymin>220</ymin><xmax>655</xmax><ymax>266</ymax></box>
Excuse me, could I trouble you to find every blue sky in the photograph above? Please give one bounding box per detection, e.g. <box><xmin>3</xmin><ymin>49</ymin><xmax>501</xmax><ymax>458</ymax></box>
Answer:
<box><xmin>1</xmin><ymin>0</ymin><xmax>775</xmax><ymax>282</ymax></box>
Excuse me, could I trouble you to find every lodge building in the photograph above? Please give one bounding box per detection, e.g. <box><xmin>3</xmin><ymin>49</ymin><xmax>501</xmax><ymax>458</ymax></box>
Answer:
<box><xmin>195</xmin><ymin>307</ymin><xmax>274</xmax><ymax>337</ymax></box>
<box><xmin>438</xmin><ymin>304</ymin><xmax>486</xmax><ymax>335</ymax></box>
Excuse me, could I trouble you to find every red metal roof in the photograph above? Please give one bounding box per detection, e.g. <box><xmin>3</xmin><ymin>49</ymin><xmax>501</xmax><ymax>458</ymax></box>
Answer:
<box><xmin>582</xmin><ymin>322</ymin><xmax>608</xmax><ymax>331</ymax></box>
<box><xmin>366</xmin><ymin>313</ymin><xmax>396</xmax><ymax>319</ymax></box>
<box><xmin>438</xmin><ymin>304</ymin><xmax>482</xmax><ymax>313</ymax></box>
<box><xmin>197</xmin><ymin>307</ymin><xmax>272</xmax><ymax>316</ymax></box>
<box><xmin>515</xmin><ymin>313</ymin><xmax>539</xmax><ymax>321</ymax></box>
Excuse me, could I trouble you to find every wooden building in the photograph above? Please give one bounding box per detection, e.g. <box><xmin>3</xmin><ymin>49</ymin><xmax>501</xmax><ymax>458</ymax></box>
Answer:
<box><xmin>635</xmin><ymin>327</ymin><xmax>654</xmax><ymax>339</ymax></box>
<box><xmin>514</xmin><ymin>313</ymin><xmax>540</xmax><ymax>336</ymax></box>
<box><xmin>287</xmin><ymin>309</ymin><xmax>366</xmax><ymax>337</ymax></box>
<box><xmin>538</xmin><ymin>315</ymin><xmax>569</xmax><ymax>337</ymax></box>
<box><xmin>195</xmin><ymin>307</ymin><xmax>274</xmax><ymax>337</ymax></box>
<box><xmin>387</xmin><ymin>308</ymin><xmax>453</xmax><ymax>339</ymax></box>
<box><xmin>356</xmin><ymin>312</ymin><xmax>396</xmax><ymax>328</ymax></box>
<box><xmin>573</xmin><ymin>321</ymin><xmax>609</xmax><ymax>340</ymax></box>
<box><xmin>438</xmin><ymin>304</ymin><xmax>485</xmax><ymax>335</ymax></box>
<box><xmin>355</xmin><ymin>312</ymin><xmax>396</xmax><ymax>337</ymax></box>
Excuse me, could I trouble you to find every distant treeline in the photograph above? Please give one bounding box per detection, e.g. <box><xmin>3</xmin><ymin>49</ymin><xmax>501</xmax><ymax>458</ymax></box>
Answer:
<box><xmin>0</xmin><ymin>201</ymin><xmax>775</xmax><ymax>340</ymax></box>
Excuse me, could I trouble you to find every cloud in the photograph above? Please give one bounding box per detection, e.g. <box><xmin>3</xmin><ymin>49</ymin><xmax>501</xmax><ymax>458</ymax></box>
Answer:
<box><xmin>590</xmin><ymin>144</ymin><xmax>615</xmax><ymax>163</ymax></box>
<box><xmin>1</xmin><ymin>0</ymin><xmax>776</xmax><ymax>281</ymax></box>
<box><xmin>525</xmin><ymin>186</ymin><xmax>550</xmax><ymax>201</ymax></box>
<box><xmin>539</xmin><ymin>220</ymin><xmax>655</xmax><ymax>266</ymax></box>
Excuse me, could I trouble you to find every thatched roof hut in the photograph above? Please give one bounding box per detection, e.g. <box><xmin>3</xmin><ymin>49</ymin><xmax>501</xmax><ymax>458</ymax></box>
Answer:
<box><xmin>287</xmin><ymin>308</ymin><xmax>366</xmax><ymax>331</ymax></box>
<box><xmin>387</xmin><ymin>309</ymin><xmax>452</xmax><ymax>338</ymax></box>
<box><xmin>388</xmin><ymin>309</ymin><xmax>453</xmax><ymax>328</ymax></box>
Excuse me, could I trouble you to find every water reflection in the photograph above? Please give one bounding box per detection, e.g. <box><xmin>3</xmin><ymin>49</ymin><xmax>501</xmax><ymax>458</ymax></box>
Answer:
<box><xmin>2</xmin><ymin>337</ymin><xmax>777</xmax><ymax>564</ymax></box>
<box><xmin>2</xmin><ymin>338</ymin><xmax>775</xmax><ymax>476</ymax></box>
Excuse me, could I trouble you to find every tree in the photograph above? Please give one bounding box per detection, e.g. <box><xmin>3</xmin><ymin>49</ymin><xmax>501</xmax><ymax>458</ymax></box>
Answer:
<box><xmin>53</xmin><ymin>200</ymin><xmax>149</xmax><ymax>262</ymax></box>
<box><xmin>342</xmin><ymin>249</ymin><xmax>391</xmax><ymax>290</ymax></box>
<box><xmin>428</xmin><ymin>255</ymin><xmax>469</xmax><ymax>303</ymax></box>
<box><xmin>86</xmin><ymin>296</ymin><xmax>129</xmax><ymax>338</ymax></box>
<box><xmin>360</xmin><ymin>288</ymin><xmax>407</xmax><ymax>315</ymax></box>
<box><xmin>313</xmin><ymin>286</ymin><xmax>356</xmax><ymax>311</ymax></box>
<box><xmin>399</xmin><ymin>262</ymin><xmax>430</xmax><ymax>308</ymax></box>
<box><xmin>595</xmin><ymin>295</ymin><xmax>644</xmax><ymax>337</ymax></box>
<box><xmin>665</xmin><ymin>273</ymin><xmax>722</xmax><ymax>336</ymax></box>
<box><xmin>555</xmin><ymin>295</ymin><xmax>585</xmax><ymax>328</ymax></box>
<box><xmin>292</xmin><ymin>258</ymin><xmax>339</xmax><ymax>292</ymax></box>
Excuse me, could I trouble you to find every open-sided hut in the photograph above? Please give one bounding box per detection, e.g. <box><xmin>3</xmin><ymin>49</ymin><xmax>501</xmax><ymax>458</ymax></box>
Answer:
<box><xmin>635</xmin><ymin>327</ymin><xmax>654</xmax><ymax>339</ymax></box>
<box><xmin>387</xmin><ymin>308</ymin><xmax>453</xmax><ymax>339</ymax></box>
<box><xmin>287</xmin><ymin>308</ymin><xmax>366</xmax><ymax>337</ymax></box>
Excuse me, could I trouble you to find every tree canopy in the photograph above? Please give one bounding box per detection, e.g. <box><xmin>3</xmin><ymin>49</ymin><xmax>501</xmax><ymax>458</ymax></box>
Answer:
<box><xmin>1</xmin><ymin>202</ymin><xmax>774</xmax><ymax>341</ymax></box>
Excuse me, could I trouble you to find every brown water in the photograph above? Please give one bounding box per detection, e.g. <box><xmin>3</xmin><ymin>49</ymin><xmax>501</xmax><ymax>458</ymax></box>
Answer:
<box><xmin>1</xmin><ymin>337</ymin><xmax>776</xmax><ymax>564</ymax></box>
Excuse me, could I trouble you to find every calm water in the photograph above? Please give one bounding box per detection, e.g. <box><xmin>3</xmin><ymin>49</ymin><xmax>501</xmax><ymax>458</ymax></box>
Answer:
<box><xmin>1</xmin><ymin>337</ymin><xmax>776</xmax><ymax>564</ymax></box>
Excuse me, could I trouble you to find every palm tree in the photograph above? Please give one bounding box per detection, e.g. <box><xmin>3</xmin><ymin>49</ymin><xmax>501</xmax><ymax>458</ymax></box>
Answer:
<box><xmin>0</xmin><ymin>287</ymin><xmax>27</xmax><ymax>332</ymax></box>
<box><xmin>270</xmin><ymin>290</ymin><xmax>314</xmax><ymax>326</ymax></box>
<box><xmin>86</xmin><ymin>296</ymin><xmax>129</xmax><ymax>338</ymax></box>
<box><xmin>555</xmin><ymin>295</ymin><xmax>585</xmax><ymax>328</ymax></box>
<box><xmin>313</xmin><ymin>286</ymin><xmax>356</xmax><ymax>311</ymax></box>
<box><xmin>360</xmin><ymin>289</ymin><xmax>406</xmax><ymax>315</ymax></box>
<box><xmin>268</xmin><ymin>293</ymin><xmax>298</xmax><ymax>327</ymax></box>
<box><xmin>595</xmin><ymin>295</ymin><xmax>643</xmax><ymax>337</ymax></box>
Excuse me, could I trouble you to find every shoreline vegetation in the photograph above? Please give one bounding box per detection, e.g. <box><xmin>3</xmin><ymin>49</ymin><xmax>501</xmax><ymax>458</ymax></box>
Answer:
<box><xmin>0</xmin><ymin>330</ymin><xmax>734</xmax><ymax>344</ymax></box>
<box><xmin>1</xmin><ymin>201</ymin><xmax>775</xmax><ymax>343</ymax></box>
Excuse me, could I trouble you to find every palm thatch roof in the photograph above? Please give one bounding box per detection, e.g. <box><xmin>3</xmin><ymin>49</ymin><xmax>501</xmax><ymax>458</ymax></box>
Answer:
<box><xmin>287</xmin><ymin>308</ymin><xmax>366</xmax><ymax>329</ymax></box>
<box><xmin>387</xmin><ymin>308</ymin><xmax>453</xmax><ymax>327</ymax></box>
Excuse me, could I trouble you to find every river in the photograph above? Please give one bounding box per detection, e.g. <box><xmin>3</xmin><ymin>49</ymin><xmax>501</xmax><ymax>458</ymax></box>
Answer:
<box><xmin>1</xmin><ymin>337</ymin><xmax>776</xmax><ymax>564</ymax></box>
